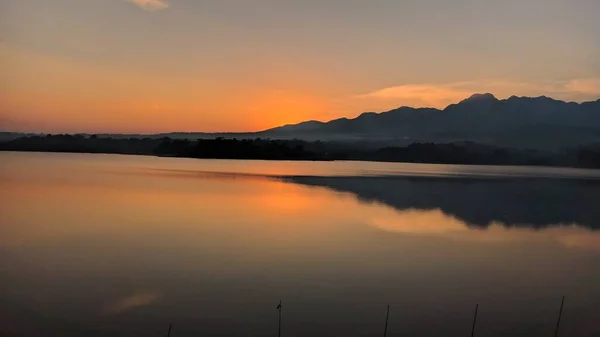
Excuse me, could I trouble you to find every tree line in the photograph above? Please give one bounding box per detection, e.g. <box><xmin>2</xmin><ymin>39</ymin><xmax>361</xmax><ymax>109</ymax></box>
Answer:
<box><xmin>1</xmin><ymin>134</ymin><xmax>599</xmax><ymax>168</ymax></box>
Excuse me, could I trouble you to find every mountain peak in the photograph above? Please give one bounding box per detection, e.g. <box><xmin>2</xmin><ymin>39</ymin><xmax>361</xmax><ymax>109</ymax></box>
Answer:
<box><xmin>464</xmin><ymin>93</ymin><xmax>498</xmax><ymax>102</ymax></box>
<box><xmin>358</xmin><ymin>112</ymin><xmax>378</xmax><ymax>118</ymax></box>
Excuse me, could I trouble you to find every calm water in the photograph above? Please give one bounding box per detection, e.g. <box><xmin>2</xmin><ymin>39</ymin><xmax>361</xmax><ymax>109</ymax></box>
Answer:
<box><xmin>1</xmin><ymin>152</ymin><xmax>600</xmax><ymax>337</ymax></box>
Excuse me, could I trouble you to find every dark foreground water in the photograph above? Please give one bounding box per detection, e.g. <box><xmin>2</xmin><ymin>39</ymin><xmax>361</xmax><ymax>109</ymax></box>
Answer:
<box><xmin>1</xmin><ymin>152</ymin><xmax>600</xmax><ymax>337</ymax></box>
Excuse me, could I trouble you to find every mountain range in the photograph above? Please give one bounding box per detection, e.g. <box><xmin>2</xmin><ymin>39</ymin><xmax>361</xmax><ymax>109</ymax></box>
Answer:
<box><xmin>262</xmin><ymin>93</ymin><xmax>600</xmax><ymax>150</ymax></box>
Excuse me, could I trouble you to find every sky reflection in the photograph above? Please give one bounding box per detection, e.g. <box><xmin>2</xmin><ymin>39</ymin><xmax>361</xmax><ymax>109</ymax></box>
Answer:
<box><xmin>2</xmin><ymin>153</ymin><xmax>600</xmax><ymax>337</ymax></box>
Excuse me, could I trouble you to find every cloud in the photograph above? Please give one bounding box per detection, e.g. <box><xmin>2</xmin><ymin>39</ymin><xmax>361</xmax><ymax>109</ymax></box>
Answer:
<box><xmin>564</xmin><ymin>78</ymin><xmax>600</xmax><ymax>96</ymax></box>
<box><xmin>359</xmin><ymin>78</ymin><xmax>600</xmax><ymax>108</ymax></box>
<box><xmin>124</xmin><ymin>0</ymin><xmax>169</xmax><ymax>11</ymax></box>
<box><xmin>359</xmin><ymin>83</ymin><xmax>473</xmax><ymax>108</ymax></box>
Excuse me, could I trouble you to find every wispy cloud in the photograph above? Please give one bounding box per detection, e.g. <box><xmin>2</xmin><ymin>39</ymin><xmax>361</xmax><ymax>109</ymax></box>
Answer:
<box><xmin>564</xmin><ymin>78</ymin><xmax>600</xmax><ymax>96</ymax></box>
<box><xmin>124</xmin><ymin>0</ymin><xmax>169</xmax><ymax>11</ymax></box>
<box><xmin>360</xmin><ymin>83</ymin><xmax>473</xmax><ymax>108</ymax></box>
<box><xmin>359</xmin><ymin>78</ymin><xmax>600</xmax><ymax>108</ymax></box>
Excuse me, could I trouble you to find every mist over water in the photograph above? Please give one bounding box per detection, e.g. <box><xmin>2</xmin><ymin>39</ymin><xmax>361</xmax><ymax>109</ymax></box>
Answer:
<box><xmin>1</xmin><ymin>152</ymin><xmax>600</xmax><ymax>337</ymax></box>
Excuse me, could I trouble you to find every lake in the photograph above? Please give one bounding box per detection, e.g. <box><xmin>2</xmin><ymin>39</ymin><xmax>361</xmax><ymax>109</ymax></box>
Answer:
<box><xmin>1</xmin><ymin>152</ymin><xmax>600</xmax><ymax>337</ymax></box>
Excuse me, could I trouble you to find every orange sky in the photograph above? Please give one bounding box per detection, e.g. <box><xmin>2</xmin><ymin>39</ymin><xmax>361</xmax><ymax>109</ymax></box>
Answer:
<box><xmin>1</xmin><ymin>0</ymin><xmax>599</xmax><ymax>133</ymax></box>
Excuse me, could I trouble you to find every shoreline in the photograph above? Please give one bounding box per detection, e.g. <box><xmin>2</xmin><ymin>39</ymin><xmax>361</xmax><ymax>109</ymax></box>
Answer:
<box><xmin>1</xmin><ymin>148</ymin><xmax>599</xmax><ymax>171</ymax></box>
<box><xmin>3</xmin><ymin>150</ymin><xmax>600</xmax><ymax>181</ymax></box>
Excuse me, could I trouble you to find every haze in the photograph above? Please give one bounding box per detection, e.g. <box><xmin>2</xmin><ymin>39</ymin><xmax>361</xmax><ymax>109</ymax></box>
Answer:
<box><xmin>1</xmin><ymin>0</ymin><xmax>599</xmax><ymax>133</ymax></box>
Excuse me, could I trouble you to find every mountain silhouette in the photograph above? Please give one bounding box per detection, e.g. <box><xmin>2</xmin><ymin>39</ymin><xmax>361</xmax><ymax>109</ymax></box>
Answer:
<box><xmin>263</xmin><ymin>94</ymin><xmax>600</xmax><ymax>149</ymax></box>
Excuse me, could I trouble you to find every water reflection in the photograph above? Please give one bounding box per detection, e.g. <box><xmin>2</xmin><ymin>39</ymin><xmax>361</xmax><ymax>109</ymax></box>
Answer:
<box><xmin>103</xmin><ymin>291</ymin><xmax>162</xmax><ymax>315</ymax></box>
<box><xmin>368</xmin><ymin>208</ymin><xmax>600</xmax><ymax>252</ymax></box>
<box><xmin>285</xmin><ymin>176</ymin><xmax>600</xmax><ymax>229</ymax></box>
<box><xmin>283</xmin><ymin>176</ymin><xmax>600</xmax><ymax>252</ymax></box>
<box><xmin>2</xmin><ymin>153</ymin><xmax>600</xmax><ymax>337</ymax></box>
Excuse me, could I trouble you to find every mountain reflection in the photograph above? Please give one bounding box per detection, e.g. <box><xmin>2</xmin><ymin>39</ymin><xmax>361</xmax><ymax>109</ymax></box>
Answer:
<box><xmin>284</xmin><ymin>176</ymin><xmax>600</xmax><ymax>229</ymax></box>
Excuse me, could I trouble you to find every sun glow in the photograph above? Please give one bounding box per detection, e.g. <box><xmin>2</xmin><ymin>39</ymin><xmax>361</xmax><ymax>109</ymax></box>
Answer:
<box><xmin>242</xmin><ymin>90</ymin><xmax>328</xmax><ymax>131</ymax></box>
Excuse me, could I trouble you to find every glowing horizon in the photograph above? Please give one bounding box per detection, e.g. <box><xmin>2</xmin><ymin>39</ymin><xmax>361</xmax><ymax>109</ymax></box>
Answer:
<box><xmin>1</xmin><ymin>0</ymin><xmax>599</xmax><ymax>134</ymax></box>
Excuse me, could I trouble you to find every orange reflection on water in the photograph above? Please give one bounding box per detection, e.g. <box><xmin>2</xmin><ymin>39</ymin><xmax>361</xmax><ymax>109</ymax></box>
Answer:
<box><xmin>0</xmin><ymin>168</ymin><xmax>357</xmax><ymax>249</ymax></box>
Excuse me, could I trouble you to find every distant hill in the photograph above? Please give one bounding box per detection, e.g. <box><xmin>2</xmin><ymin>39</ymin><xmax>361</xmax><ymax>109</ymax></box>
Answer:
<box><xmin>0</xmin><ymin>132</ymin><xmax>40</xmax><ymax>142</ymax></box>
<box><xmin>262</xmin><ymin>94</ymin><xmax>600</xmax><ymax>150</ymax></box>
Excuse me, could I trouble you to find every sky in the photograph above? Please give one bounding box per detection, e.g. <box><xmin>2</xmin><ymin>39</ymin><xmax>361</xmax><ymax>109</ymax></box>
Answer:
<box><xmin>1</xmin><ymin>0</ymin><xmax>599</xmax><ymax>133</ymax></box>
